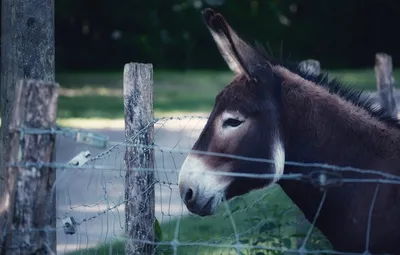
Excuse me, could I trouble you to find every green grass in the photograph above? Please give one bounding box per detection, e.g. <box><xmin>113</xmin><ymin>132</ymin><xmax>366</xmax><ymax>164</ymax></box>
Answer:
<box><xmin>65</xmin><ymin>186</ymin><xmax>331</xmax><ymax>255</ymax></box>
<box><xmin>56</xmin><ymin>70</ymin><xmax>232</xmax><ymax>119</ymax></box>
<box><xmin>56</xmin><ymin>68</ymin><xmax>400</xmax><ymax>119</ymax></box>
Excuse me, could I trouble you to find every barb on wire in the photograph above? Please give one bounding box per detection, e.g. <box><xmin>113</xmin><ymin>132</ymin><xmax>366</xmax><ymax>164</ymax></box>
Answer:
<box><xmin>301</xmin><ymin>170</ymin><xmax>343</xmax><ymax>190</ymax></box>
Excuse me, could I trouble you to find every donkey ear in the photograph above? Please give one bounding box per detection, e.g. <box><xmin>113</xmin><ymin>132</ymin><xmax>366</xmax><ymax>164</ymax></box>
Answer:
<box><xmin>202</xmin><ymin>8</ymin><xmax>266</xmax><ymax>80</ymax></box>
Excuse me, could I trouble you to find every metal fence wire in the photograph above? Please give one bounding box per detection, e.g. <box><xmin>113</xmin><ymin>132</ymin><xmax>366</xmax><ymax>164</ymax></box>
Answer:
<box><xmin>3</xmin><ymin>115</ymin><xmax>398</xmax><ymax>255</ymax></box>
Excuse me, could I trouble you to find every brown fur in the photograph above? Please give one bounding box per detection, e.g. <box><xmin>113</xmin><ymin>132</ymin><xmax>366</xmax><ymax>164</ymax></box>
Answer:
<box><xmin>274</xmin><ymin>65</ymin><xmax>400</xmax><ymax>253</ymax></box>
<box><xmin>275</xmin><ymin>65</ymin><xmax>400</xmax><ymax>160</ymax></box>
<box><xmin>178</xmin><ymin>8</ymin><xmax>400</xmax><ymax>254</ymax></box>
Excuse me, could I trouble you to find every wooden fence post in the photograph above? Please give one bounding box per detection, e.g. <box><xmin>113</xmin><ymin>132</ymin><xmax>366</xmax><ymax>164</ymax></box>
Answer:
<box><xmin>298</xmin><ymin>59</ymin><xmax>321</xmax><ymax>76</ymax></box>
<box><xmin>374</xmin><ymin>53</ymin><xmax>398</xmax><ymax>118</ymax></box>
<box><xmin>1</xmin><ymin>0</ymin><xmax>55</xmax><ymax>192</ymax></box>
<box><xmin>124</xmin><ymin>63</ymin><xmax>155</xmax><ymax>254</ymax></box>
<box><xmin>0</xmin><ymin>79</ymin><xmax>59</xmax><ymax>255</ymax></box>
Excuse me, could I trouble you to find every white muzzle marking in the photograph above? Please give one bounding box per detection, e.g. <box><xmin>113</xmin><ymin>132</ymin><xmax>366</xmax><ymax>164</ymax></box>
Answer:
<box><xmin>272</xmin><ymin>139</ymin><xmax>285</xmax><ymax>183</ymax></box>
<box><xmin>178</xmin><ymin>155</ymin><xmax>230</xmax><ymax>213</ymax></box>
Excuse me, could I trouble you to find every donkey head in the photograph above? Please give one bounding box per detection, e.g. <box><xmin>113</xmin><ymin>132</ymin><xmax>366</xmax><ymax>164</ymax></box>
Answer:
<box><xmin>178</xmin><ymin>9</ymin><xmax>285</xmax><ymax>216</ymax></box>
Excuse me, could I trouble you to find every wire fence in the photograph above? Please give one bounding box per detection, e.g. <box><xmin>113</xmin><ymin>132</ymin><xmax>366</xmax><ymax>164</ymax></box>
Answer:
<box><xmin>1</xmin><ymin>1</ymin><xmax>399</xmax><ymax>253</ymax></box>
<box><xmin>3</xmin><ymin>115</ymin><xmax>398</xmax><ymax>255</ymax></box>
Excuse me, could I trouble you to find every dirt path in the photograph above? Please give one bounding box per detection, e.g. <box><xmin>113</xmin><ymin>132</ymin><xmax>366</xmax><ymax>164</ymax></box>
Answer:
<box><xmin>55</xmin><ymin>117</ymin><xmax>208</xmax><ymax>254</ymax></box>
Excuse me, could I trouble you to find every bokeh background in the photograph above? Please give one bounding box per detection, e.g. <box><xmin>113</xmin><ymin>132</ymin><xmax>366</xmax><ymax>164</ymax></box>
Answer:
<box><xmin>55</xmin><ymin>0</ymin><xmax>400</xmax><ymax>70</ymax></box>
<box><xmin>47</xmin><ymin>0</ymin><xmax>400</xmax><ymax>122</ymax></box>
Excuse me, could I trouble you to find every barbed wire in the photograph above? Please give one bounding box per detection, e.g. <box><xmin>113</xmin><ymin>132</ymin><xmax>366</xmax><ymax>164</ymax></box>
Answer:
<box><xmin>7</xmin><ymin>161</ymin><xmax>400</xmax><ymax>186</ymax></box>
<box><xmin>2</xmin><ymin>115</ymin><xmax>398</xmax><ymax>255</ymax></box>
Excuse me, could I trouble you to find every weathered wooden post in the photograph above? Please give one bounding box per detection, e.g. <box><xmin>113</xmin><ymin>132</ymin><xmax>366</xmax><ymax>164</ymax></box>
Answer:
<box><xmin>374</xmin><ymin>53</ymin><xmax>398</xmax><ymax>118</ymax></box>
<box><xmin>0</xmin><ymin>79</ymin><xmax>59</xmax><ymax>255</ymax></box>
<box><xmin>124</xmin><ymin>63</ymin><xmax>155</xmax><ymax>254</ymax></box>
<box><xmin>0</xmin><ymin>0</ymin><xmax>55</xmax><ymax>250</ymax></box>
<box><xmin>298</xmin><ymin>59</ymin><xmax>321</xmax><ymax>76</ymax></box>
<box><xmin>1</xmin><ymin>0</ymin><xmax>55</xmax><ymax>190</ymax></box>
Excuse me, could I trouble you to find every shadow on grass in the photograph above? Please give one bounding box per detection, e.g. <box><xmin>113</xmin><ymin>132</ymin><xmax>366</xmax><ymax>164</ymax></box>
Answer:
<box><xmin>65</xmin><ymin>186</ymin><xmax>331</xmax><ymax>255</ymax></box>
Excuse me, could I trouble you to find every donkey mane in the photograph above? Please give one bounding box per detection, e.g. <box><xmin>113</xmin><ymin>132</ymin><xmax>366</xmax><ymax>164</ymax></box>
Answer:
<box><xmin>252</xmin><ymin>43</ymin><xmax>400</xmax><ymax>129</ymax></box>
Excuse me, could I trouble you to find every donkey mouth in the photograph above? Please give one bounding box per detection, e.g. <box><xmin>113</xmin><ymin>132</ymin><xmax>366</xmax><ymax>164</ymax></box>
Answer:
<box><xmin>197</xmin><ymin>197</ymin><xmax>215</xmax><ymax>216</ymax></box>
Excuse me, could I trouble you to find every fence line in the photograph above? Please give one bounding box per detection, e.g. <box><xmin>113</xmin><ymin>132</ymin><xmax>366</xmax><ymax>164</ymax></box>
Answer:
<box><xmin>8</xmin><ymin>161</ymin><xmax>400</xmax><ymax>185</ymax></box>
<box><xmin>8</xmin><ymin>115</ymin><xmax>400</xmax><ymax>181</ymax></box>
<box><xmin>3</xmin><ymin>114</ymin><xmax>400</xmax><ymax>255</ymax></box>
<box><xmin>1</xmin><ymin>55</ymin><xmax>399</xmax><ymax>254</ymax></box>
<box><xmin>14</xmin><ymin>116</ymin><xmax>400</xmax><ymax>181</ymax></box>
<box><xmin>5</xmin><ymin>117</ymin><xmax>400</xmax><ymax>254</ymax></box>
<box><xmin>3</xmin><ymin>117</ymin><xmax>399</xmax><ymax>255</ymax></box>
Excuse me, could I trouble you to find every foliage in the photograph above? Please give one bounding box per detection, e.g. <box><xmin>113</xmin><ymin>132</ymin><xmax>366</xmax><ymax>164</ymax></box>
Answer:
<box><xmin>53</xmin><ymin>0</ymin><xmax>400</xmax><ymax>71</ymax></box>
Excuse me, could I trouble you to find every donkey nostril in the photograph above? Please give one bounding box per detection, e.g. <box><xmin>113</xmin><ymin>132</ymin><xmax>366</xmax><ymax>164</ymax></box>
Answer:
<box><xmin>185</xmin><ymin>188</ymin><xmax>195</xmax><ymax>203</ymax></box>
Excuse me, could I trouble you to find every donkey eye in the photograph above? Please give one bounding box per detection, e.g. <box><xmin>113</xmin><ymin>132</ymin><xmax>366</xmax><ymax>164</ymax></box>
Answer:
<box><xmin>223</xmin><ymin>118</ymin><xmax>244</xmax><ymax>128</ymax></box>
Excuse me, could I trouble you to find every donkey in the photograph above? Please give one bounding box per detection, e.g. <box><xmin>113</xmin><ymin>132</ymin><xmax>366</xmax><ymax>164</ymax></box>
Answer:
<box><xmin>178</xmin><ymin>8</ymin><xmax>400</xmax><ymax>254</ymax></box>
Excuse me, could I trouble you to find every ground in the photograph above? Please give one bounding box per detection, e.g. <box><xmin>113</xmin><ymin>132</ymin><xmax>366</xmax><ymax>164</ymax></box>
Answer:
<box><xmin>51</xmin><ymin>68</ymin><xmax>399</xmax><ymax>254</ymax></box>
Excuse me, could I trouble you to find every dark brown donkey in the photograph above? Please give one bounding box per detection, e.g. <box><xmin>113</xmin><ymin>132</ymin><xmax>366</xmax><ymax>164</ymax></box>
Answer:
<box><xmin>178</xmin><ymin>8</ymin><xmax>400</xmax><ymax>254</ymax></box>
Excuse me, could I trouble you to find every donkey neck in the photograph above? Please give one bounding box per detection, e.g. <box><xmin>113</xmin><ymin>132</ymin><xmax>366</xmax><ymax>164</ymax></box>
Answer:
<box><xmin>273</xmin><ymin>65</ymin><xmax>400</xmax><ymax>252</ymax></box>
<box><xmin>274</xmin><ymin>65</ymin><xmax>400</xmax><ymax>168</ymax></box>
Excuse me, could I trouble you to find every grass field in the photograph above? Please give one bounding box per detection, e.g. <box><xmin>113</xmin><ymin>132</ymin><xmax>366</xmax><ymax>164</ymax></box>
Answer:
<box><xmin>66</xmin><ymin>185</ymin><xmax>330</xmax><ymax>255</ymax></box>
<box><xmin>56</xmin><ymin>68</ymin><xmax>400</xmax><ymax>122</ymax></box>
<box><xmin>56</xmin><ymin>70</ymin><xmax>232</xmax><ymax>120</ymax></box>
